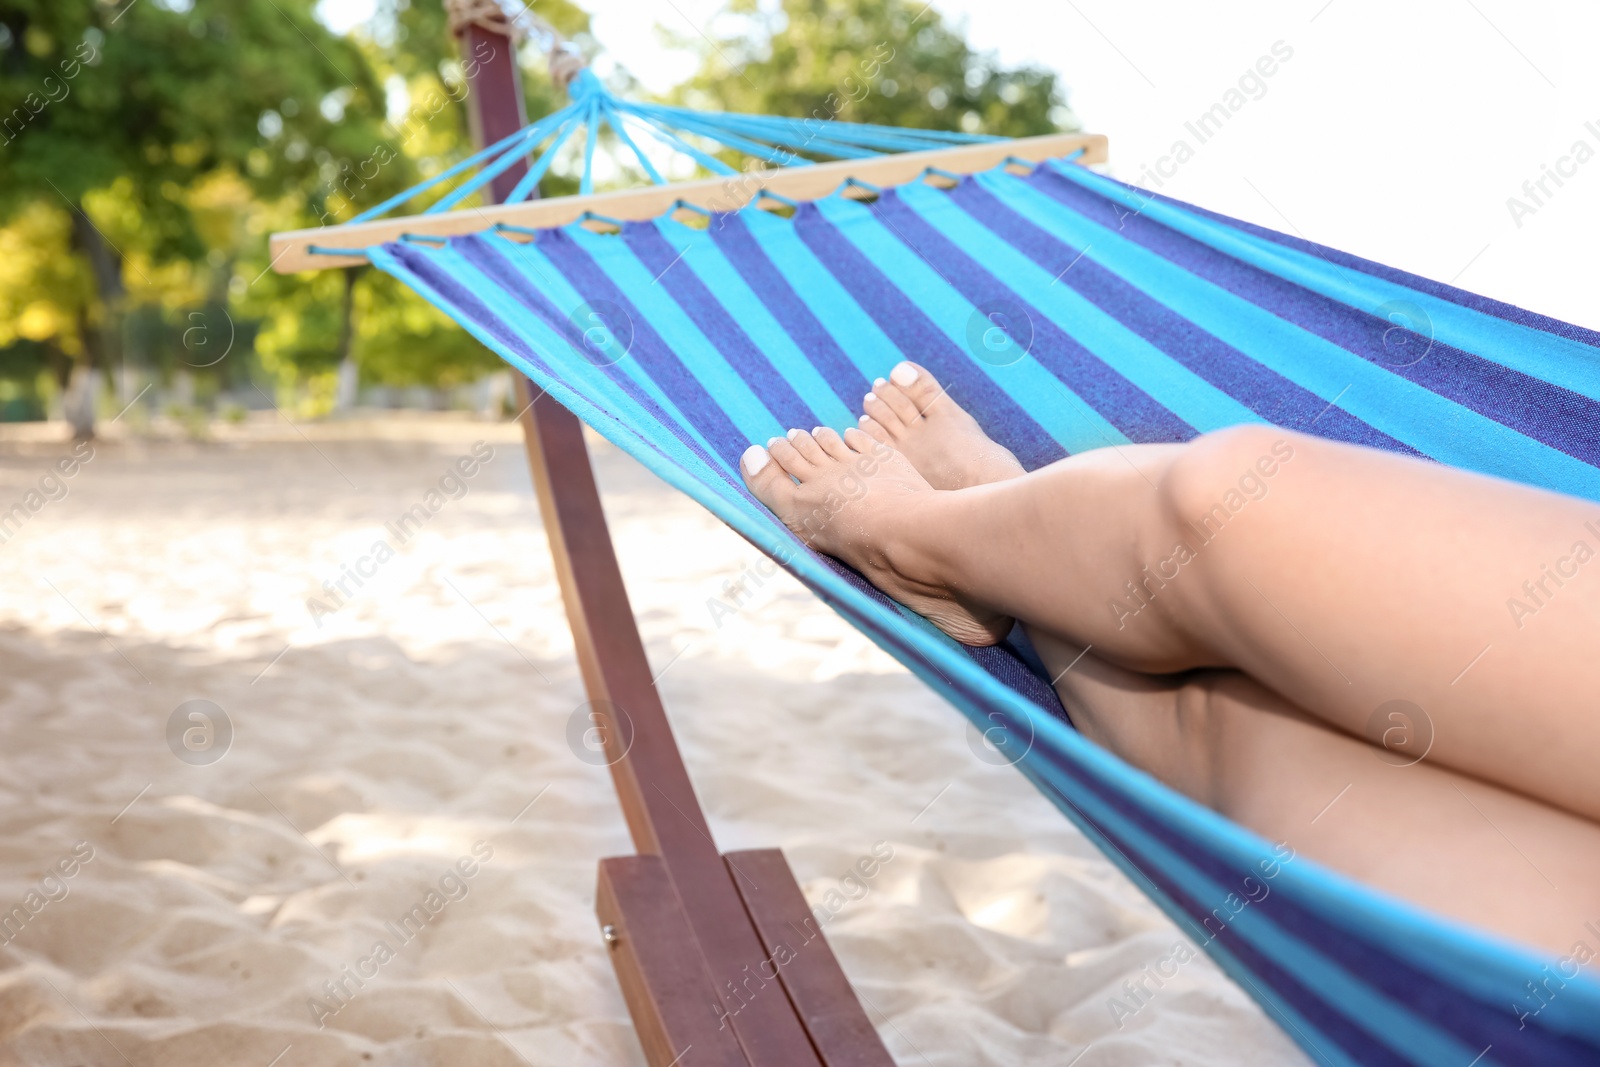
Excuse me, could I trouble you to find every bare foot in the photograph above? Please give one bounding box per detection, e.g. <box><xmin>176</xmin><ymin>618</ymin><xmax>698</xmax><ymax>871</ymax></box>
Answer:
<box><xmin>739</xmin><ymin>426</ymin><xmax>1012</xmax><ymax>646</ymax></box>
<box><xmin>858</xmin><ymin>361</ymin><xmax>1025</xmax><ymax>490</ymax></box>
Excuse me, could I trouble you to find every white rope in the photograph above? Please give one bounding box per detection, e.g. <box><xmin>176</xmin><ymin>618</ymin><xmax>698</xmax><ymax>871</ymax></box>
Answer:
<box><xmin>547</xmin><ymin>42</ymin><xmax>586</xmax><ymax>91</ymax></box>
<box><xmin>444</xmin><ymin>0</ymin><xmax>586</xmax><ymax>91</ymax></box>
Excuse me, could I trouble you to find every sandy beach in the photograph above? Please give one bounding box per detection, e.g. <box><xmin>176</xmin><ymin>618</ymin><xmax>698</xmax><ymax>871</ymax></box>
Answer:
<box><xmin>0</xmin><ymin>412</ymin><xmax>1308</xmax><ymax>1066</ymax></box>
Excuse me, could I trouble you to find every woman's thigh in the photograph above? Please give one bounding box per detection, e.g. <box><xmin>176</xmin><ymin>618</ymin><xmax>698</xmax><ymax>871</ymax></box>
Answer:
<box><xmin>1028</xmin><ymin>627</ymin><xmax>1600</xmax><ymax>957</ymax></box>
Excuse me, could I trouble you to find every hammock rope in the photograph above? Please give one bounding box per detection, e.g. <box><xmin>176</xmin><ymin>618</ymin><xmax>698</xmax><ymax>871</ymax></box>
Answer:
<box><xmin>326</xmin><ymin>68</ymin><xmax>997</xmax><ymax>237</ymax></box>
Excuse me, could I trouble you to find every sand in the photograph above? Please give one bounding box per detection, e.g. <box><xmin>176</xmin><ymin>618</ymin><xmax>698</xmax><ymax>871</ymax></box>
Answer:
<box><xmin>0</xmin><ymin>413</ymin><xmax>1309</xmax><ymax>1066</ymax></box>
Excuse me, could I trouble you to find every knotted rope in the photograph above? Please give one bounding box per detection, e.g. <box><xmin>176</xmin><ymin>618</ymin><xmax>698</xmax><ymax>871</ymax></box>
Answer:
<box><xmin>445</xmin><ymin>0</ymin><xmax>526</xmax><ymax>41</ymax></box>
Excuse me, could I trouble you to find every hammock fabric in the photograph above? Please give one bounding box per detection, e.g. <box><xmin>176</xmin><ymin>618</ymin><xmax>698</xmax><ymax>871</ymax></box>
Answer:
<box><xmin>368</xmin><ymin>159</ymin><xmax>1600</xmax><ymax>1066</ymax></box>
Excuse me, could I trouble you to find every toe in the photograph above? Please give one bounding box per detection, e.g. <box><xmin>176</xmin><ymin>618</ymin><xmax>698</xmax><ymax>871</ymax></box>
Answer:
<box><xmin>861</xmin><ymin>391</ymin><xmax>898</xmax><ymax>432</ymax></box>
<box><xmin>857</xmin><ymin>414</ymin><xmax>892</xmax><ymax>447</ymax></box>
<box><xmin>889</xmin><ymin>360</ymin><xmax>947</xmax><ymax>415</ymax></box>
<box><xmin>872</xmin><ymin>378</ymin><xmax>921</xmax><ymax>425</ymax></box>
<box><xmin>842</xmin><ymin>426</ymin><xmax>878</xmax><ymax>454</ymax></box>
<box><xmin>766</xmin><ymin>435</ymin><xmax>812</xmax><ymax>477</ymax></box>
<box><xmin>740</xmin><ymin>445</ymin><xmax>795</xmax><ymax>510</ymax></box>
<box><xmin>785</xmin><ymin>428</ymin><xmax>828</xmax><ymax>467</ymax></box>
<box><xmin>812</xmin><ymin>426</ymin><xmax>852</xmax><ymax>461</ymax></box>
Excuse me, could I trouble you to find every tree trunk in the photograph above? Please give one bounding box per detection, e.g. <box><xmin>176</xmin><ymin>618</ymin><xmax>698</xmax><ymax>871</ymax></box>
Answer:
<box><xmin>68</xmin><ymin>203</ymin><xmax>127</xmax><ymax>440</ymax></box>
<box><xmin>333</xmin><ymin>268</ymin><xmax>359</xmax><ymax>412</ymax></box>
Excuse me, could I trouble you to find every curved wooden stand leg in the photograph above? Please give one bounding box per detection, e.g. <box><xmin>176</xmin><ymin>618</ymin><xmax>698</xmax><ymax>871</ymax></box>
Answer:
<box><xmin>454</xmin><ymin>16</ymin><xmax>893</xmax><ymax>1067</ymax></box>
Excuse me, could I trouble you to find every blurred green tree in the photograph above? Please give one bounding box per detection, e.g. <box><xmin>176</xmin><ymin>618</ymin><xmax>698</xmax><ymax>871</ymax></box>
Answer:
<box><xmin>0</xmin><ymin>0</ymin><xmax>1070</xmax><ymax>430</ymax></box>
<box><xmin>0</xmin><ymin>0</ymin><xmax>396</xmax><ymax>433</ymax></box>
<box><xmin>296</xmin><ymin>0</ymin><xmax>596</xmax><ymax>399</ymax></box>
<box><xmin>668</xmin><ymin>0</ymin><xmax>1075</xmax><ymax>142</ymax></box>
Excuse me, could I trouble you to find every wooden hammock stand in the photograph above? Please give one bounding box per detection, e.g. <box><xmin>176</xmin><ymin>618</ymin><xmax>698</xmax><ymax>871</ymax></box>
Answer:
<box><xmin>275</xmin><ymin>13</ymin><xmax>1106</xmax><ymax>1065</ymax></box>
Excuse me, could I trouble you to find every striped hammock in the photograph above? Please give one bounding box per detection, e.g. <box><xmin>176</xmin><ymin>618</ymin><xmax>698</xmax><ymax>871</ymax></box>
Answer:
<box><xmin>367</xmin><ymin>157</ymin><xmax>1600</xmax><ymax>1065</ymax></box>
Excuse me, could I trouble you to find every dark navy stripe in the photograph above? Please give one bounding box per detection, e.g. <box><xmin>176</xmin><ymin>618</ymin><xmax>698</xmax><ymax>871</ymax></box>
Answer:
<box><xmin>1028</xmin><ymin>167</ymin><xmax>1600</xmax><ymax>467</ymax></box>
<box><xmin>706</xmin><ymin>212</ymin><xmax>875</xmax><ymax>406</ymax></box>
<box><xmin>947</xmin><ymin>180</ymin><xmax>1421</xmax><ymax>455</ymax></box>
<box><xmin>518</xmin><ymin>228</ymin><xmax>754</xmax><ymax>464</ymax></box>
<box><xmin>790</xmin><ymin>202</ymin><xmax>1069</xmax><ymax>471</ymax></box>
<box><xmin>621</xmin><ymin>222</ymin><xmax>819</xmax><ymax>431</ymax></box>
<box><xmin>868</xmin><ymin>189</ymin><xmax>1197</xmax><ymax>445</ymax></box>
<box><xmin>962</xmin><ymin>640</ymin><xmax>1069</xmax><ymax>718</ymax></box>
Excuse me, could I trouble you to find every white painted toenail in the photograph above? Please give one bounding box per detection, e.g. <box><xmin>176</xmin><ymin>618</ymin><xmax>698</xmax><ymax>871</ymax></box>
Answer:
<box><xmin>858</xmin><ymin>415</ymin><xmax>870</xmax><ymax>424</ymax></box>
<box><xmin>863</xmin><ymin>393</ymin><xmax>877</xmax><ymax>404</ymax></box>
<box><xmin>873</xmin><ymin>377</ymin><xmax>887</xmax><ymax>387</ymax></box>
<box><xmin>812</xmin><ymin>426</ymin><xmax>826</xmax><ymax>436</ymax></box>
<box><xmin>890</xmin><ymin>362</ymin><xmax>919</xmax><ymax>386</ymax></box>
<box><xmin>786</xmin><ymin>428</ymin><xmax>802</xmax><ymax>441</ymax></box>
<box><xmin>767</xmin><ymin>436</ymin><xmax>783</xmax><ymax>448</ymax></box>
<box><xmin>741</xmin><ymin>445</ymin><xmax>769</xmax><ymax>476</ymax></box>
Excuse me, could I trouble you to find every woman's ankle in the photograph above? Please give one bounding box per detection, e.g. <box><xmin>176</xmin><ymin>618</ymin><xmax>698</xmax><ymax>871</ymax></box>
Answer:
<box><xmin>877</xmin><ymin>488</ymin><xmax>987</xmax><ymax>602</ymax></box>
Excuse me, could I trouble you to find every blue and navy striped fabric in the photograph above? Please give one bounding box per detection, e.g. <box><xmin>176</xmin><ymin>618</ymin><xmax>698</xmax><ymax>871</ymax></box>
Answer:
<box><xmin>369</xmin><ymin>159</ymin><xmax>1600</xmax><ymax>1066</ymax></box>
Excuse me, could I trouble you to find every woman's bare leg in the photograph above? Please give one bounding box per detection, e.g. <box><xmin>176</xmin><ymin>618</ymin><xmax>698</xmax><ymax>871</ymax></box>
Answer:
<box><xmin>740</xmin><ymin>363</ymin><xmax>1600</xmax><ymax>822</ymax></box>
<box><xmin>1026</xmin><ymin>629</ymin><xmax>1600</xmax><ymax>957</ymax></box>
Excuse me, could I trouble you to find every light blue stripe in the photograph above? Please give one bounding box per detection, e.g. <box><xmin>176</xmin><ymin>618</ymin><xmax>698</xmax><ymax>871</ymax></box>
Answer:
<box><xmin>812</xmin><ymin>194</ymin><xmax>1133</xmax><ymax>453</ymax></box>
<box><xmin>1052</xmin><ymin>164</ymin><xmax>1600</xmax><ymax>402</ymax></box>
<box><xmin>978</xmin><ymin>169</ymin><xmax>1600</xmax><ymax>502</ymax></box>
<box><xmin>564</xmin><ymin>224</ymin><xmax>787</xmax><ymax>443</ymax></box>
<box><xmin>734</xmin><ymin>209</ymin><xmax>909</xmax><ymax>381</ymax></box>
<box><xmin>648</xmin><ymin>218</ymin><xmax>859</xmax><ymax>430</ymax></box>
<box><xmin>894</xmin><ymin>180</ymin><xmax>1259</xmax><ymax>433</ymax></box>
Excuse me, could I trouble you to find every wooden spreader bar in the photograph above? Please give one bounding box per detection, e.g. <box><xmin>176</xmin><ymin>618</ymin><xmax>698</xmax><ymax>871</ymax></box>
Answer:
<box><xmin>270</xmin><ymin>130</ymin><xmax>1106</xmax><ymax>272</ymax></box>
<box><xmin>449</xmin><ymin>17</ymin><xmax>902</xmax><ymax>1067</ymax></box>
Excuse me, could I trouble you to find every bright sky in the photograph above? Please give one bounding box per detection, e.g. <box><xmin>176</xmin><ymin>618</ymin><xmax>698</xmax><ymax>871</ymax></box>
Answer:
<box><xmin>319</xmin><ymin>0</ymin><xmax>1600</xmax><ymax>330</ymax></box>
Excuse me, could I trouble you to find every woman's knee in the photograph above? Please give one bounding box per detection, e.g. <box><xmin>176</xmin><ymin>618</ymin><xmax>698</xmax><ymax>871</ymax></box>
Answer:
<box><xmin>1158</xmin><ymin>425</ymin><xmax>1306</xmax><ymax>541</ymax></box>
